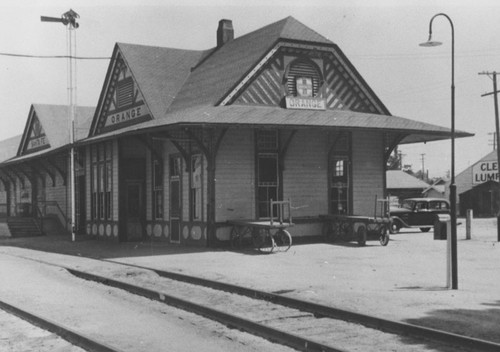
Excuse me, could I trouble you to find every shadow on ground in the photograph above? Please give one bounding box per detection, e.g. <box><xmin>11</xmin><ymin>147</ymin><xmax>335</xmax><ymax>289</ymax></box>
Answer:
<box><xmin>0</xmin><ymin>233</ymin><xmax>326</xmax><ymax>258</ymax></box>
<box><xmin>400</xmin><ymin>300</ymin><xmax>500</xmax><ymax>349</ymax></box>
<box><xmin>0</xmin><ymin>234</ymin><xmax>218</xmax><ymax>259</ymax></box>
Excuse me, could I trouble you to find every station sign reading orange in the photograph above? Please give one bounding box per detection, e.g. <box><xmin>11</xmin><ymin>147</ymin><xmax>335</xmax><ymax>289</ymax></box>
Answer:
<box><xmin>285</xmin><ymin>96</ymin><xmax>326</xmax><ymax>110</ymax></box>
<box><xmin>105</xmin><ymin>103</ymin><xmax>149</xmax><ymax>128</ymax></box>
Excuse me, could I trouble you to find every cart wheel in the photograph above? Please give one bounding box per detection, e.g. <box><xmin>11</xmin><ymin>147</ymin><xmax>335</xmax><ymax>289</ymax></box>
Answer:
<box><xmin>322</xmin><ymin>222</ymin><xmax>332</xmax><ymax>242</ymax></box>
<box><xmin>274</xmin><ymin>229</ymin><xmax>292</xmax><ymax>252</ymax></box>
<box><xmin>379</xmin><ymin>225</ymin><xmax>390</xmax><ymax>246</ymax></box>
<box><xmin>253</xmin><ymin>229</ymin><xmax>275</xmax><ymax>254</ymax></box>
<box><xmin>339</xmin><ymin>221</ymin><xmax>352</xmax><ymax>242</ymax></box>
<box><xmin>357</xmin><ymin>225</ymin><xmax>367</xmax><ymax>246</ymax></box>
<box><xmin>230</xmin><ymin>227</ymin><xmax>240</xmax><ymax>249</ymax></box>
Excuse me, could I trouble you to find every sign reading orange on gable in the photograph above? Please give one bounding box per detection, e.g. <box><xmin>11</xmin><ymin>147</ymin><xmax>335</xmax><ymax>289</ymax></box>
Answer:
<box><xmin>285</xmin><ymin>96</ymin><xmax>326</xmax><ymax>110</ymax></box>
<box><xmin>104</xmin><ymin>102</ymin><xmax>150</xmax><ymax>128</ymax></box>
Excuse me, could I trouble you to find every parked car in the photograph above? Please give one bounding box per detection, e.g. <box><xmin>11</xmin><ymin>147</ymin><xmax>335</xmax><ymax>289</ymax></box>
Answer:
<box><xmin>389</xmin><ymin>198</ymin><xmax>450</xmax><ymax>233</ymax></box>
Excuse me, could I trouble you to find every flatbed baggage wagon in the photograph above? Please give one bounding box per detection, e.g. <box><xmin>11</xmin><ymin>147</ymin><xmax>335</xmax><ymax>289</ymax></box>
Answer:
<box><xmin>228</xmin><ymin>199</ymin><xmax>293</xmax><ymax>253</ymax></box>
<box><xmin>321</xmin><ymin>197</ymin><xmax>391</xmax><ymax>246</ymax></box>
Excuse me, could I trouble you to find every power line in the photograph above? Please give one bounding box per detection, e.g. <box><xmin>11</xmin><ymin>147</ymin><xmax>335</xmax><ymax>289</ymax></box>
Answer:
<box><xmin>0</xmin><ymin>52</ymin><xmax>110</xmax><ymax>60</ymax></box>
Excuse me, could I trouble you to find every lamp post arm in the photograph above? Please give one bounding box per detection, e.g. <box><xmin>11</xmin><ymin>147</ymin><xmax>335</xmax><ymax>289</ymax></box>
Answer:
<box><xmin>425</xmin><ymin>12</ymin><xmax>457</xmax><ymax>290</ymax></box>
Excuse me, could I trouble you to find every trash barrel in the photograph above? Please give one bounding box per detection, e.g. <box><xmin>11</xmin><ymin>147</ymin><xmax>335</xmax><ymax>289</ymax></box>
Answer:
<box><xmin>434</xmin><ymin>214</ymin><xmax>450</xmax><ymax>240</ymax></box>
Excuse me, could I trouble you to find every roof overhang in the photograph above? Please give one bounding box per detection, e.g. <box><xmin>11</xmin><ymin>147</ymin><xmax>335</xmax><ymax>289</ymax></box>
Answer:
<box><xmin>79</xmin><ymin>105</ymin><xmax>473</xmax><ymax>146</ymax></box>
<box><xmin>1</xmin><ymin>105</ymin><xmax>473</xmax><ymax>166</ymax></box>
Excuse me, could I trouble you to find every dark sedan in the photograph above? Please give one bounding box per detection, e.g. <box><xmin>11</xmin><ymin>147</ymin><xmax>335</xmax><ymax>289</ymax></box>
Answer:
<box><xmin>389</xmin><ymin>198</ymin><xmax>450</xmax><ymax>233</ymax></box>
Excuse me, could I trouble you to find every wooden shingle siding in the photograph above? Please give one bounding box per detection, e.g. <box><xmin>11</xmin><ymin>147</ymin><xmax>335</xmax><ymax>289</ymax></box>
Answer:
<box><xmin>215</xmin><ymin>129</ymin><xmax>255</xmax><ymax>221</ymax></box>
<box><xmin>351</xmin><ymin>130</ymin><xmax>384</xmax><ymax>215</ymax></box>
<box><xmin>283</xmin><ymin>130</ymin><xmax>328</xmax><ymax>217</ymax></box>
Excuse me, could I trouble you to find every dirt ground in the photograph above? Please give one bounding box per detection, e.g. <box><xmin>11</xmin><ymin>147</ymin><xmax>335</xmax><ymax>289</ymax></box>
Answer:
<box><xmin>1</xmin><ymin>217</ymin><xmax>499</xmax><ymax>346</ymax></box>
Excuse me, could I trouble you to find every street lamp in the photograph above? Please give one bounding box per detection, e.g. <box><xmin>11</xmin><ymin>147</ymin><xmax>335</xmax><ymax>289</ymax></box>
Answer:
<box><xmin>419</xmin><ymin>13</ymin><xmax>458</xmax><ymax>290</ymax></box>
<box><xmin>41</xmin><ymin>9</ymin><xmax>79</xmax><ymax>242</ymax></box>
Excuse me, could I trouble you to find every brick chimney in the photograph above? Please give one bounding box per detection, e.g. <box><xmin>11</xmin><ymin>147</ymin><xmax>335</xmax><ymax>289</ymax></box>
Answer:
<box><xmin>217</xmin><ymin>19</ymin><xmax>234</xmax><ymax>47</ymax></box>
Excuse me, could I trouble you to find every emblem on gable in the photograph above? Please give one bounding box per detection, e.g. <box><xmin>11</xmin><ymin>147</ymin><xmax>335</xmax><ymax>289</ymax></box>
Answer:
<box><xmin>296</xmin><ymin>77</ymin><xmax>313</xmax><ymax>97</ymax></box>
<box><xmin>285</xmin><ymin>58</ymin><xmax>326</xmax><ymax>111</ymax></box>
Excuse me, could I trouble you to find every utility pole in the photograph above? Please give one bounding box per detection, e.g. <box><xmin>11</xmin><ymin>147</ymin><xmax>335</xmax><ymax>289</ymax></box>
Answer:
<box><xmin>41</xmin><ymin>10</ymin><xmax>79</xmax><ymax>242</ymax></box>
<box><xmin>488</xmin><ymin>132</ymin><xmax>497</xmax><ymax>150</ymax></box>
<box><xmin>420</xmin><ymin>153</ymin><xmax>426</xmax><ymax>180</ymax></box>
<box><xmin>479</xmin><ymin>71</ymin><xmax>500</xmax><ymax>242</ymax></box>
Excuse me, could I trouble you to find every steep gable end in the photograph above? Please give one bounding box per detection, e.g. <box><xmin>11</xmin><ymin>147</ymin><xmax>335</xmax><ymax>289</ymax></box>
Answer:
<box><xmin>91</xmin><ymin>48</ymin><xmax>152</xmax><ymax>136</ymax></box>
<box><xmin>18</xmin><ymin>107</ymin><xmax>50</xmax><ymax>156</ymax></box>
<box><xmin>227</xmin><ymin>44</ymin><xmax>388</xmax><ymax>114</ymax></box>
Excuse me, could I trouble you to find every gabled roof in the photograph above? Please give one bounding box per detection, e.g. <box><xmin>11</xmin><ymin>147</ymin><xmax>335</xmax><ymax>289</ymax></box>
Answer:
<box><xmin>0</xmin><ymin>134</ymin><xmax>21</xmax><ymax>162</ymax></box>
<box><xmin>455</xmin><ymin>149</ymin><xmax>497</xmax><ymax>179</ymax></box>
<box><xmin>6</xmin><ymin>104</ymin><xmax>94</xmax><ymax>164</ymax></box>
<box><xmin>89</xmin><ymin>43</ymin><xmax>207</xmax><ymax>136</ymax></box>
<box><xmin>168</xmin><ymin>16</ymin><xmax>340</xmax><ymax>112</ymax></box>
<box><xmin>84</xmin><ymin>16</ymin><xmax>470</xmax><ymax>145</ymax></box>
<box><xmin>117</xmin><ymin>44</ymin><xmax>208</xmax><ymax>121</ymax></box>
<box><xmin>386</xmin><ymin>170</ymin><xmax>430</xmax><ymax>190</ymax></box>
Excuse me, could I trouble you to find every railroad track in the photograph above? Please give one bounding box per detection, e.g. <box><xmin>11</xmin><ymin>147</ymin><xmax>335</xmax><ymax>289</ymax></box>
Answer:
<box><xmin>2</xmin><ymin>253</ymin><xmax>500</xmax><ymax>352</ymax></box>
<box><xmin>0</xmin><ymin>299</ymin><xmax>122</xmax><ymax>352</ymax></box>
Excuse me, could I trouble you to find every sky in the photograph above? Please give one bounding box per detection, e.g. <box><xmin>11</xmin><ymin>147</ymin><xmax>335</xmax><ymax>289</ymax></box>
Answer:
<box><xmin>1</xmin><ymin>0</ymin><xmax>500</xmax><ymax>178</ymax></box>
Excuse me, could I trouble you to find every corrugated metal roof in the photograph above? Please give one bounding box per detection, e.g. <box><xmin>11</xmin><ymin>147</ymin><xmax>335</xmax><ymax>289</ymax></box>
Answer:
<box><xmin>387</xmin><ymin>170</ymin><xmax>430</xmax><ymax>189</ymax></box>
<box><xmin>81</xmin><ymin>104</ymin><xmax>472</xmax><ymax>144</ymax></box>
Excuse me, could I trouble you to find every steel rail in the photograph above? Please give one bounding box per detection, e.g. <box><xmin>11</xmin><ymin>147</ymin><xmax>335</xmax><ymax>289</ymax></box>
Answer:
<box><xmin>0</xmin><ymin>299</ymin><xmax>123</xmax><ymax>352</ymax></box>
<box><xmin>67</xmin><ymin>268</ymin><xmax>346</xmax><ymax>352</ymax></box>
<box><xmin>106</xmin><ymin>260</ymin><xmax>500</xmax><ymax>352</ymax></box>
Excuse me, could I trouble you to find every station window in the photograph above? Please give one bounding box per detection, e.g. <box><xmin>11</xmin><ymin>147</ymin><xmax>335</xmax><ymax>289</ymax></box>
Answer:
<box><xmin>90</xmin><ymin>142</ymin><xmax>113</xmax><ymax>221</ymax></box>
<box><xmin>152</xmin><ymin>140</ymin><xmax>163</xmax><ymax>220</ymax></box>
<box><xmin>329</xmin><ymin>133</ymin><xmax>351</xmax><ymax>215</ymax></box>
<box><xmin>256</xmin><ymin>130</ymin><xmax>279</xmax><ymax>218</ymax></box>
<box><xmin>190</xmin><ymin>154</ymin><xmax>203</xmax><ymax>221</ymax></box>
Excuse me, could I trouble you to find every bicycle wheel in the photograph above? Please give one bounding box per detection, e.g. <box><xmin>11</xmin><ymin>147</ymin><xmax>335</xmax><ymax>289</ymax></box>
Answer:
<box><xmin>253</xmin><ymin>228</ymin><xmax>275</xmax><ymax>254</ymax></box>
<box><xmin>379</xmin><ymin>225</ymin><xmax>390</xmax><ymax>246</ymax></box>
<box><xmin>274</xmin><ymin>229</ymin><xmax>292</xmax><ymax>252</ymax></box>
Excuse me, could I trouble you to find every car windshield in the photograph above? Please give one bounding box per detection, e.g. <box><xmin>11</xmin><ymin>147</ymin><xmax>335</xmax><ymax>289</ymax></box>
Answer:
<box><xmin>401</xmin><ymin>200</ymin><xmax>415</xmax><ymax>210</ymax></box>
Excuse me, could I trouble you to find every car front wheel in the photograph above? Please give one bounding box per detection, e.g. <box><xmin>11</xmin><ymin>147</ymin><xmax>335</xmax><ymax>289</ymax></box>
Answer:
<box><xmin>390</xmin><ymin>220</ymin><xmax>401</xmax><ymax>234</ymax></box>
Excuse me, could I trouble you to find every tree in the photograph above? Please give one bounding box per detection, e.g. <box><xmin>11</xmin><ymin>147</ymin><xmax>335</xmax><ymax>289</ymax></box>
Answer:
<box><xmin>386</xmin><ymin>149</ymin><xmax>401</xmax><ymax>170</ymax></box>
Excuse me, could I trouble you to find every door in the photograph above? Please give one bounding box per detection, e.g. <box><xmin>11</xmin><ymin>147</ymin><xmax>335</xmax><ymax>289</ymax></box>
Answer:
<box><xmin>125</xmin><ymin>181</ymin><xmax>144</xmax><ymax>240</ymax></box>
<box><xmin>329</xmin><ymin>156</ymin><xmax>349</xmax><ymax>215</ymax></box>
<box><xmin>169</xmin><ymin>156</ymin><xmax>182</xmax><ymax>243</ymax></box>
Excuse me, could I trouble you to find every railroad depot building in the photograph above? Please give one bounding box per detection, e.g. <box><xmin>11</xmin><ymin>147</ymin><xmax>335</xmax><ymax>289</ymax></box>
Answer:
<box><xmin>0</xmin><ymin>17</ymin><xmax>472</xmax><ymax>245</ymax></box>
